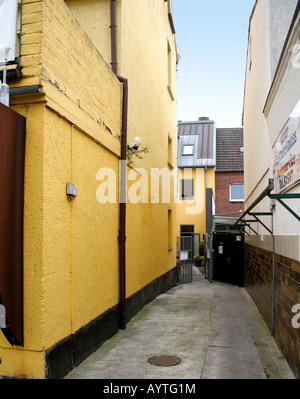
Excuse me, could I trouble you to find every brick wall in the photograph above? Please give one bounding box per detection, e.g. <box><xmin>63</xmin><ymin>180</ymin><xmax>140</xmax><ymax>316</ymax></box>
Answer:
<box><xmin>17</xmin><ymin>0</ymin><xmax>122</xmax><ymax>157</ymax></box>
<box><xmin>215</xmin><ymin>171</ymin><xmax>244</xmax><ymax>215</ymax></box>
<box><xmin>245</xmin><ymin>243</ymin><xmax>300</xmax><ymax>378</ymax></box>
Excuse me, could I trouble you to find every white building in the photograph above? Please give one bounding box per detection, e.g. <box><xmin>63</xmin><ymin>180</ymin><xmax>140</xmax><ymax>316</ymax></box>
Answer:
<box><xmin>241</xmin><ymin>0</ymin><xmax>300</xmax><ymax>378</ymax></box>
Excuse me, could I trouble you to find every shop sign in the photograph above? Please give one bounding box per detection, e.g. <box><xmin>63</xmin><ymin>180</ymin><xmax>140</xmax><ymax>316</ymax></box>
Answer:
<box><xmin>274</xmin><ymin>100</ymin><xmax>300</xmax><ymax>193</ymax></box>
<box><xmin>0</xmin><ymin>0</ymin><xmax>18</xmax><ymax>63</ymax></box>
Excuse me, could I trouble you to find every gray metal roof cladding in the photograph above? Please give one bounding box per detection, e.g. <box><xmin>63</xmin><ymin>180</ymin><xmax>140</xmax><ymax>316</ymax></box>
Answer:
<box><xmin>177</xmin><ymin>120</ymin><xmax>216</xmax><ymax>168</ymax></box>
<box><xmin>216</xmin><ymin>128</ymin><xmax>244</xmax><ymax>172</ymax></box>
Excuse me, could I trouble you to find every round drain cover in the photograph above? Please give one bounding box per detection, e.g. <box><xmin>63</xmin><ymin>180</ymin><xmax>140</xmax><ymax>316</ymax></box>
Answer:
<box><xmin>148</xmin><ymin>355</ymin><xmax>181</xmax><ymax>367</ymax></box>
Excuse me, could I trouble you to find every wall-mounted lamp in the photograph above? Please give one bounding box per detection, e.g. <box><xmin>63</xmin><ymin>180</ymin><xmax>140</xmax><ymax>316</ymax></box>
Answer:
<box><xmin>127</xmin><ymin>137</ymin><xmax>142</xmax><ymax>150</ymax></box>
<box><xmin>126</xmin><ymin>137</ymin><xmax>149</xmax><ymax>165</ymax></box>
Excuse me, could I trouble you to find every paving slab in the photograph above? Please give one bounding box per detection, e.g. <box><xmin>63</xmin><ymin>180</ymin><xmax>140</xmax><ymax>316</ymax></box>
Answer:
<box><xmin>64</xmin><ymin>278</ymin><xmax>295</xmax><ymax>380</ymax></box>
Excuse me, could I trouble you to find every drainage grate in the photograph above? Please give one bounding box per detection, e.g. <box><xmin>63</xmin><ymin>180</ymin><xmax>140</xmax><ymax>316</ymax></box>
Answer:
<box><xmin>148</xmin><ymin>355</ymin><xmax>181</xmax><ymax>367</ymax></box>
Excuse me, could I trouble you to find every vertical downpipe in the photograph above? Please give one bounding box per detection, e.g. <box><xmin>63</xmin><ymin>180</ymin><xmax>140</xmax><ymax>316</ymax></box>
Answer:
<box><xmin>110</xmin><ymin>0</ymin><xmax>118</xmax><ymax>74</ymax></box>
<box><xmin>117</xmin><ymin>76</ymin><xmax>128</xmax><ymax>331</ymax></box>
<box><xmin>19</xmin><ymin>0</ymin><xmax>23</xmax><ymax>58</ymax></box>
<box><xmin>110</xmin><ymin>0</ymin><xmax>127</xmax><ymax>330</ymax></box>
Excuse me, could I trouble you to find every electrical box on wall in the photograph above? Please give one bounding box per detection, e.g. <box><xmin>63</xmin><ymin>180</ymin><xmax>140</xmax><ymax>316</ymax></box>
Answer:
<box><xmin>0</xmin><ymin>304</ymin><xmax>7</xmax><ymax>328</ymax></box>
<box><xmin>66</xmin><ymin>182</ymin><xmax>77</xmax><ymax>198</ymax></box>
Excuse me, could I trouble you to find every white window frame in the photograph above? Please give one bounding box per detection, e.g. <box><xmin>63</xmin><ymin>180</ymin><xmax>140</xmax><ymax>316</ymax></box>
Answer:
<box><xmin>180</xmin><ymin>179</ymin><xmax>194</xmax><ymax>200</ymax></box>
<box><xmin>229</xmin><ymin>183</ymin><xmax>244</xmax><ymax>202</ymax></box>
<box><xmin>182</xmin><ymin>145</ymin><xmax>194</xmax><ymax>156</ymax></box>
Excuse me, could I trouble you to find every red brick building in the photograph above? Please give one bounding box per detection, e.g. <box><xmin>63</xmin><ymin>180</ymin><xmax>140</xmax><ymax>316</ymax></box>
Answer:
<box><xmin>215</xmin><ymin>128</ymin><xmax>244</xmax><ymax>217</ymax></box>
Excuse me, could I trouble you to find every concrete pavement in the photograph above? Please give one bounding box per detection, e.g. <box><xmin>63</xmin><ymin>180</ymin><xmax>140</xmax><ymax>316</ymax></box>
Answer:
<box><xmin>64</xmin><ymin>276</ymin><xmax>295</xmax><ymax>380</ymax></box>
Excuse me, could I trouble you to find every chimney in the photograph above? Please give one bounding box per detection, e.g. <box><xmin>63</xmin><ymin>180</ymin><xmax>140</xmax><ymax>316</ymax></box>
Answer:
<box><xmin>198</xmin><ymin>117</ymin><xmax>209</xmax><ymax>121</ymax></box>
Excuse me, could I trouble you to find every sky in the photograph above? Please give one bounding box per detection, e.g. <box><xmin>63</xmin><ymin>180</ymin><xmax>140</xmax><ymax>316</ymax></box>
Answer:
<box><xmin>172</xmin><ymin>0</ymin><xmax>256</xmax><ymax>128</ymax></box>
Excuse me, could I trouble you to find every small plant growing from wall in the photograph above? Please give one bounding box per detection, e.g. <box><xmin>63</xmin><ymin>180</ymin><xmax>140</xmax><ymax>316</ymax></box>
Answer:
<box><xmin>127</xmin><ymin>145</ymin><xmax>149</xmax><ymax>165</ymax></box>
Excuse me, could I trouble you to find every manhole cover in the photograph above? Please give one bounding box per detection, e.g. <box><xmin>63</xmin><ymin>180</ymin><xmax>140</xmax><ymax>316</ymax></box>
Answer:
<box><xmin>148</xmin><ymin>355</ymin><xmax>181</xmax><ymax>367</ymax></box>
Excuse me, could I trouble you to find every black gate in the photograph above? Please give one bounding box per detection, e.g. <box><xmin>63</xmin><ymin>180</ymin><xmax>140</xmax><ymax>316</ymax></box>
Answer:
<box><xmin>213</xmin><ymin>232</ymin><xmax>244</xmax><ymax>287</ymax></box>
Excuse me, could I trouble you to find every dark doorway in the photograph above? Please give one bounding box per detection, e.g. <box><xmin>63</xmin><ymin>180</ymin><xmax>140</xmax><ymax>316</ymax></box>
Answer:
<box><xmin>213</xmin><ymin>233</ymin><xmax>244</xmax><ymax>287</ymax></box>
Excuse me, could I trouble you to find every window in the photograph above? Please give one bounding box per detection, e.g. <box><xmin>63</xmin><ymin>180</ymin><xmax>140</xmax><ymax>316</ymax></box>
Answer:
<box><xmin>180</xmin><ymin>179</ymin><xmax>194</xmax><ymax>200</ymax></box>
<box><xmin>168</xmin><ymin>135</ymin><xmax>173</xmax><ymax>168</ymax></box>
<box><xmin>180</xmin><ymin>225</ymin><xmax>194</xmax><ymax>234</ymax></box>
<box><xmin>182</xmin><ymin>145</ymin><xmax>194</xmax><ymax>156</ymax></box>
<box><xmin>167</xmin><ymin>40</ymin><xmax>174</xmax><ymax>100</ymax></box>
<box><xmin>249</xmin><ymin>36</ymin><xmax>252</xmax><ymax>70</ymax></box>
<box><xmin>167</xmin><ymin>0</ymin><xmax>175</xmax><ymax>34</ymax></box>
<box><xmin>168</xmin><ymin>209</ymin><xmax>173</xmax><ymax>249</ymax></box>
<box><xmin>230</xmin><ymin>184</ymin><xmax>244</xmax><ymax>202</ymax></box>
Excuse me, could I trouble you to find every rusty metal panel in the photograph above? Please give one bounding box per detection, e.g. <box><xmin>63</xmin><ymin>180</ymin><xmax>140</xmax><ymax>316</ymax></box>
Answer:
<box><xmin>0</xmin><ymin>103</ymin><xmax>26</xmax><ymax>346</ymax></box>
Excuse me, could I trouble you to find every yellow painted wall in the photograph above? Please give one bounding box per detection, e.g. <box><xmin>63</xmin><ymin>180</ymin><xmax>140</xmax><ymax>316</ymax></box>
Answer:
<box><xmin>66</xmin><ymin>0</ymin><xmax>178</xmax><ymax>297</ymax></box>
<box><xmin>71</xmin><ymin>125</ymin><xmax>120</xmax><ymax>332</ymax></box>
<box><xmin>120</xmin><ymin>0</ymin><xmax>177</xmax><ymax>296</ymax></box>
<box><xmin>0</xmin><ymin>0</ymin><xmax>177</xmax><ymax>378</ymax></box>
<box><xmin>176</xmin><ymin>168</ymin><xmax>215</xmax><ymax>241</ymax></box>
<box><xmin>0</xmin><ymin>103</ymin><xmax>46</xmax><ymax>378</ymax></box>
<box><xmin>65</xmin><ymin>0</ymin><xmax>111</xmax><ymax>66</ymax></box>
<box><xmin>0</xmin><ymin>0</ymin><xmax>122</xmax><ymax>378</ymax></box>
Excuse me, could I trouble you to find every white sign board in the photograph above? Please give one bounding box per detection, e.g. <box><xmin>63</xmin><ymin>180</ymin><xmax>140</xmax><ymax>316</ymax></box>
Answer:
<box><xmin>179</xmin><ymin>251</ymin><xmax>189</xmax><ymax>261</ymax></box>
<box><xmin>274</xmin><ymin>100</ymin><xmax>300</xmax><ymax>193</ymax></box>
<box><xmin>0</xmin><ymin>304</ymin><xmax>6</xmax><ymax>328</ymax></box>
<box><xmin>0</xmin><ymin>0</ymin><xmax>18</xmax><ymax>63</ymax></box>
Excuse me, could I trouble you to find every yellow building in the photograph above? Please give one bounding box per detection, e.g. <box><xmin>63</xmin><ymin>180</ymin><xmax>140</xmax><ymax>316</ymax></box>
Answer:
<box><xmin>0</xmin><ymin>0</ymin><xmax>177</xmax><ymax>378</ymax></box>
<box><xmin>176</xmin><ymin>117</ymin><xmax>216</xmax><ymax>257</ymax></box>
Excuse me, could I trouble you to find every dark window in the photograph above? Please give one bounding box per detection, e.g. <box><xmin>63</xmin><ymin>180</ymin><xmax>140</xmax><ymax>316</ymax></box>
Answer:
<box><xmin>180</xmin><ymin>179</ymin><xmax>194</xmax><ymax>200</ymax></box>
<box><xmin>180</xmin><ymin>225</ymin><xmax>194</xmax><ymax>234</ymax></box>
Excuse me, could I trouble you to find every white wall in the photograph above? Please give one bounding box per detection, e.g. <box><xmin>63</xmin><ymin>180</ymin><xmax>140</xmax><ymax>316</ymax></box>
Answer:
<box><xmin>243</xmin><ymin>0</ymin><xmax>300</xmax><ymax>260</ymax></box>
<box><xmin>243</xmin><ymin>0</ymin><xmax>272</xmax><ymax>204</ymax></box>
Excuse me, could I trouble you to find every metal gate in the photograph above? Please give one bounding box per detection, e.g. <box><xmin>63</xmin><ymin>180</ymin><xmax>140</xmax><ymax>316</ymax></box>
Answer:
<box><xmin>176</xmin><ymin>235</ymin><xmax>203</xmax><ymax>284</ymax></box>
<box><xmin>176</xmin><ymin>236</ymin><xmax>193</xmax><ymax>283</ymax></box>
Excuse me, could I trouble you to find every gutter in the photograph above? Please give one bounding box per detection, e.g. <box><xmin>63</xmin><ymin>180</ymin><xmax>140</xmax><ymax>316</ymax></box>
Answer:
<box><xmin>110</xmin><ymin>0</ymin><xmax>127</xmax><ymax>330</ymax></box>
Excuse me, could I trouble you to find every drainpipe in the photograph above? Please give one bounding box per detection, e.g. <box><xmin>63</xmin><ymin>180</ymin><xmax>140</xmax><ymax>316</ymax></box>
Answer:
<box><xmin>110</xmin><ymin>0</ymin><xmax>127</xmax><ymax>330</ymax></box>
<box><xmin>117</xmin><ymin>75</ymin><xmax>128</xmax><ymax>331</ymax></box>
<box><xmin>110</xmin><ymin>0</ymin><xmax>118</xmax><ymax>74</ymax></box>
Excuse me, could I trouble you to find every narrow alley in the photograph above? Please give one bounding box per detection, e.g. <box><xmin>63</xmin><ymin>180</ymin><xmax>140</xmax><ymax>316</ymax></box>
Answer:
<box><xmin>65</xmin><ymin>278</ymin><xmax>294</xmax><ymax>380</ymax></box>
